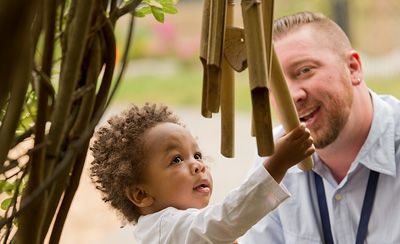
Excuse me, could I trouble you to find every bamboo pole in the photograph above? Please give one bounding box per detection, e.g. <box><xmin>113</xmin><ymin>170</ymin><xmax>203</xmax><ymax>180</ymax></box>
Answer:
<box><xmin>270</xmin><ymin>47</ymin><xmax>314</xmax><ymax>170</ymax></box>
<box><xmin>200</xmin><ymin>0</ymin><xmax>212</xmax><ymax>118</ymax></box>
<box><xmin>261</xmin><ymin>0</ymin><xmax>274</xmax><ymax>77</ymax></box>
<box><xmin>206</xmin><ymin>0</ymin><xmax>226</xmax><ymax>113</ymax></box>
<box><xmin>241</xmin><ymin>0</ymin><xmax>274</xmax><ymax>156</ymax></box>
<box><xmin>220</xmin><ymin>0</ymin><xmax>235</xmax><ymax>157</ymax></box>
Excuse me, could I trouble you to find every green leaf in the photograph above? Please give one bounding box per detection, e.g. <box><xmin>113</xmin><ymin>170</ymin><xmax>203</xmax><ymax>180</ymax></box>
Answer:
<box><xmin>135</xmin><ymin>5</ymin><xmax>152</xmax><ymax>17</ymax></box>
<box><xmin>0</xmin><ymin>180</ymin><xmax>5</xmax><ymax>194</ymax></box>
<box><xmin>18</xmin><ymin>179</ymin><xmax>25</xmax><ymax>193</ymax></box>
<box><xmin>1</xmin><ymin>198</ymin><xmax>12</xmax><ymax>210</ymax></box>
<box><xmin>134</xmin><ymin>0</ymin><xmax>177</xmax><ymax>21</ymax></box>
<box><xmin>156</xmin><ymin>0</ymin><xmax>175</xmax><ymax>4</ymax></box>
<box><xmin>3</xmin><ymin>181</ymin><xmax>15</xmax><ymax>195</ymax></box>
<box><xmin>162</xmin><ymin>4</ymin><xmax>177</xmax><ymax>14</ymax></box>
<box><xmin>134</xmin><ymin>11</ymin><xmax>146</xmax><ymax>18</ymax></box>
<box><xmin>151</xmin><ymin>6</ymin><xmax>165</xmax><ymax>23</ymax></box>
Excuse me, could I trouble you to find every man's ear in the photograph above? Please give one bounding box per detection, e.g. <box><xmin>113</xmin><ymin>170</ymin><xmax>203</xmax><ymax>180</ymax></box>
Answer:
<box><xmin>347</xmin><ymin>51</ymin><xmax>363</xmax><ymax>85</ymax></box>
<box><xmin>125</xmin><ymin>185</ymin><xmax>154</xmax><ymax>208</ymax></box>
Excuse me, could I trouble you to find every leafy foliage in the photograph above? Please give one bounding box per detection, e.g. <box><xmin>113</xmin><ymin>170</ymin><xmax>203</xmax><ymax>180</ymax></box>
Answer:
<box><xmin>135</xmin><ymin>0</ymin><xmax>178</xmax><ymax>22</ymax></box>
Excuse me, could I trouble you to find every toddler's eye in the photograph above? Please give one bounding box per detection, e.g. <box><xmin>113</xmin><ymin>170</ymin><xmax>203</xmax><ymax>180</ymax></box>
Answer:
<box><xmin>171</xmin><ymin>155</ymin><xmax>183</xmax><ymax>165</ymax></box>
<box><xmin>194</xmin><ymin>152</ymin><xmax>202</xmax><ymax>160</ymax></box>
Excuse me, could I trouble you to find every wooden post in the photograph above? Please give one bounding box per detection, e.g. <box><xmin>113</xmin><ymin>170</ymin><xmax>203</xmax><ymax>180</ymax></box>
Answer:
<box><xmin>270</xmin><ymin>47</ymin><xmax>314</xmax><ymax>170</ymax></box>
<box><xmin>241</xmin><ymin>0</ymin><xmax>274</xmax><ymax>156</ymax></box>
<box><xmin>220</xmin><ymin>0</ymin><xmax>235</xmax><ymax>157</ymax></box>
<box><xmin>206</xmin><ymin>0</ymin><xmax>227</xmax><ymax>113</ymax></box>
<box><xmin>261</xmin><ymin>0</ymin><xmax>274</xmax><ymax>78</ymax></box>
<box><xmin>200</xmin><ymin>0</ymin><xmax>212</xmax><ymax>118</ymax></box>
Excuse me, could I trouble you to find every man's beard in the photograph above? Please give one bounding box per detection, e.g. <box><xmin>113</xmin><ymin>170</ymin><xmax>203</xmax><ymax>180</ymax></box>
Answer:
<box><xmin>311</xmin><ymin>93</ymin><xmax>352</xmax><ymax>149</ymax></box>
<box><xmin>313</xmin><ymin>113</ymin><xmax>348</xmax><ymax>148</ymax></box>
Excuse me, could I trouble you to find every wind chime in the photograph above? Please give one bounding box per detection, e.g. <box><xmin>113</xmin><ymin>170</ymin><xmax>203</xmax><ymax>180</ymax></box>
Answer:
<box><xmin>200</xmin><ymin>0</ymin><xmax>313</xmax><ymax>170</ymax></box>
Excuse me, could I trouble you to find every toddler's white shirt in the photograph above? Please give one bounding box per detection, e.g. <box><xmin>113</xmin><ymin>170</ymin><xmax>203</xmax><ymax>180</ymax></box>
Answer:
<box><xmin>134</xmin><ymin>165</ymin><xmax>290</xmax><ymax>244</ymax></box>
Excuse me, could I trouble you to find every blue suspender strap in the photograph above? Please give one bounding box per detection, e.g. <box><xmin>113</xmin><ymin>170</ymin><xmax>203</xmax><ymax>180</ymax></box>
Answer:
<box><xmin>355</xmin><ymin>170</ymin><xmax>379</xmax><ymax>244</ymax></box>
<box><xmin>314</xmin><ymin>172</ymin><xmax>334</xmax><ymax>244</ymax></box>
<box><xmin>313</xmin><ymin>170</ymin><xmax>380</xmax><ymax>244</ymax></box>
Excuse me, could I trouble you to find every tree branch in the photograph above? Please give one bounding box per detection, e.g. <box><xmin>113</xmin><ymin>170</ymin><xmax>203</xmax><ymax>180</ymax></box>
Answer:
<box><xmin>110</xmin><ymin>0</ymin><xmax>142</xmax><ymax>23</ymax></box>
<box><xmin>92</xmin><ymin>14</ymin><xmax>116</xmax><ymax>114</ymax></box>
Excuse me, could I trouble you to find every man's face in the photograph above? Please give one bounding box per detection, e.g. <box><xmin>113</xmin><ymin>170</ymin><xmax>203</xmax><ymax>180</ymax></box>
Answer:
<box><xmin>274</xmin><ymin>25</ymin><xmax>354</xmax><ymax>148</ymax></box>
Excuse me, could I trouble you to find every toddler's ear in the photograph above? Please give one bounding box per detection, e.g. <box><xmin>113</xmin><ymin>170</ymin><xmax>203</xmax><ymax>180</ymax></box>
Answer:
<box><xmin>125</xmin><ymin>185</ymin><xmax>154</xmax><ymax>208</ymax></box>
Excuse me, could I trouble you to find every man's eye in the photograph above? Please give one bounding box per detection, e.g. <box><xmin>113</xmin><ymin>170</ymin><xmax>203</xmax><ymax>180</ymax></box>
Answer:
<box><xmin>297</xmin><ymin>67</ymin><xmax>312</xmax><ymax>76</ymax></box>
<box><xmin>171</xmin><ymin>156</ymin><xmax>183</xmax><ymax>165</ymax></box>
<box><xmin>194</xmin><ymin>152</ymin><xmax>202</xmax><ymax>160</ymax></box>
<box><xmin>301</xmin><ymin>67</ymin><xmax>310</xmax><ymax>73</ymax></box>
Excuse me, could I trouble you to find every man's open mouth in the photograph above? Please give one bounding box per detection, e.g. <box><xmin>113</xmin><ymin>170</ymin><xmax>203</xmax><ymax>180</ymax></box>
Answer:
<box><xmin>299</xmin><ymin>107</ymin><xmax>319</xmax><ymax>124</ymax></box>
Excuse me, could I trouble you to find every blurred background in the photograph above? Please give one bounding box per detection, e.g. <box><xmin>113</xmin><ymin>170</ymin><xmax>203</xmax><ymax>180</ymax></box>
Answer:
<box><xmin>112</xmin><ymin>0</ymin><xmax>400</xmax><ymax>108</ymax></box>
<box><xmin>61</xmin><ymin>0</ymin><xmax>400</xmax><ymax>243</ymax></box>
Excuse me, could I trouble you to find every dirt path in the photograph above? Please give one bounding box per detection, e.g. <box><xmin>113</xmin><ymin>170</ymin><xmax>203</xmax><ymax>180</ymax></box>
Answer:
<box><xmin>60</xmin><ymin>104</ymin><xmax>257</xmax><ymax>244</ymax></box>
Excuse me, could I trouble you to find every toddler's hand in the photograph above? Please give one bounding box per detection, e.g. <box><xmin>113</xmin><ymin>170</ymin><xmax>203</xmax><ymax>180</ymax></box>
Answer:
<box><xmin>274</xmin><ymin>123</ymin><xmax>314</xmax><ymax>167</ymax></box>
<box><xmin>263</xmin><ymin>123</ymin><xmax>314</xmax><ymax>182</ymax></box>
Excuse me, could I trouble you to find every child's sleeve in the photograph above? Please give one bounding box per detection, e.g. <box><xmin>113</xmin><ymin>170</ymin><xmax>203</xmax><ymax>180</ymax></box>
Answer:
<box><xmin>155</xmin><ymin>165</ymin><xmax>290</xmax><ymax>243</ymax></box>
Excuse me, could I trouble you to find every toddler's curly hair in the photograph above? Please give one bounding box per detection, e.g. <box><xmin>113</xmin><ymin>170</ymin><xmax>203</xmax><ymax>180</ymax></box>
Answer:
<box><xmin>90</xmin><ymin>103</ymin><xmax>180</xmax><ymax>224</ymax></box>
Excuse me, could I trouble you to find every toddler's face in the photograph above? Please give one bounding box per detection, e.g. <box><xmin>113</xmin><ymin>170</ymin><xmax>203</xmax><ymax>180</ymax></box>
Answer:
<box><xmin>141</xmin><ymin>122</ymin><xmax>213</xmax><ymax>212</ymax></box>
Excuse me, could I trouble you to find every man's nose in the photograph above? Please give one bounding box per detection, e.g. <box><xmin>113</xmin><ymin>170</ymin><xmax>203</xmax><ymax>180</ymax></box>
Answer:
<box><xmin>287</xmin><ymin>81</ymin><xmax>307</xmax><ymax>105</ymax></box>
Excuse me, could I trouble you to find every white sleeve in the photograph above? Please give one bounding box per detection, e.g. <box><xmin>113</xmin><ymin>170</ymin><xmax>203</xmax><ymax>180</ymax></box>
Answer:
<box><xmin>157</xmin><ymin>165</ymin><xmax>290</xmax><ymax>244</ymax></box>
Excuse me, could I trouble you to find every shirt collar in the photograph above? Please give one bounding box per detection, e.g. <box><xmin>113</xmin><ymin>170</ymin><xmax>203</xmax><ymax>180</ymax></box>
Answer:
<box><xmin>288</xmin><ymin>91</ymin><xmax>397</xmax><ymax>177</ymax></box>
<box><xmin>354</xmin><ymin>91</ymin><xmax>396</xmax><ymax>176</ymax></box>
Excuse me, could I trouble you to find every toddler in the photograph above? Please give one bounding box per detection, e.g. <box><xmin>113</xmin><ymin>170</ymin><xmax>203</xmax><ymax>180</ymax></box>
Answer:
<box><xmin>90</xmin><ymin>103</ymin><xmax>314</xmax><ymax>243</ymax></box>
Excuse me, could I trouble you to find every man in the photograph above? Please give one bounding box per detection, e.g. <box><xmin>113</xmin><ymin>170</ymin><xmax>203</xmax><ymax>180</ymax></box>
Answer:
<box><xmin>240</xmin><ymin>11</ymin><xmax>400</xmax><ymax>244</ymax></box>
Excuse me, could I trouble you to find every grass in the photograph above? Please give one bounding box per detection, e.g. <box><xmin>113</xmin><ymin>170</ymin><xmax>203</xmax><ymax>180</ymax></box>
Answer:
<box><xmin>113</xmin><ymin>61</ymin><xmax>253</xmax><ymax>111</ymax></box>
<box><xmin>366</xmin><ymin>76</ymin><xmax>400</xmax><ymax>99</ymax></box>
<box><xmin>113</xmin><ymin>59</ymin><xmax>400</xmax><ymax>111</ymax></box>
